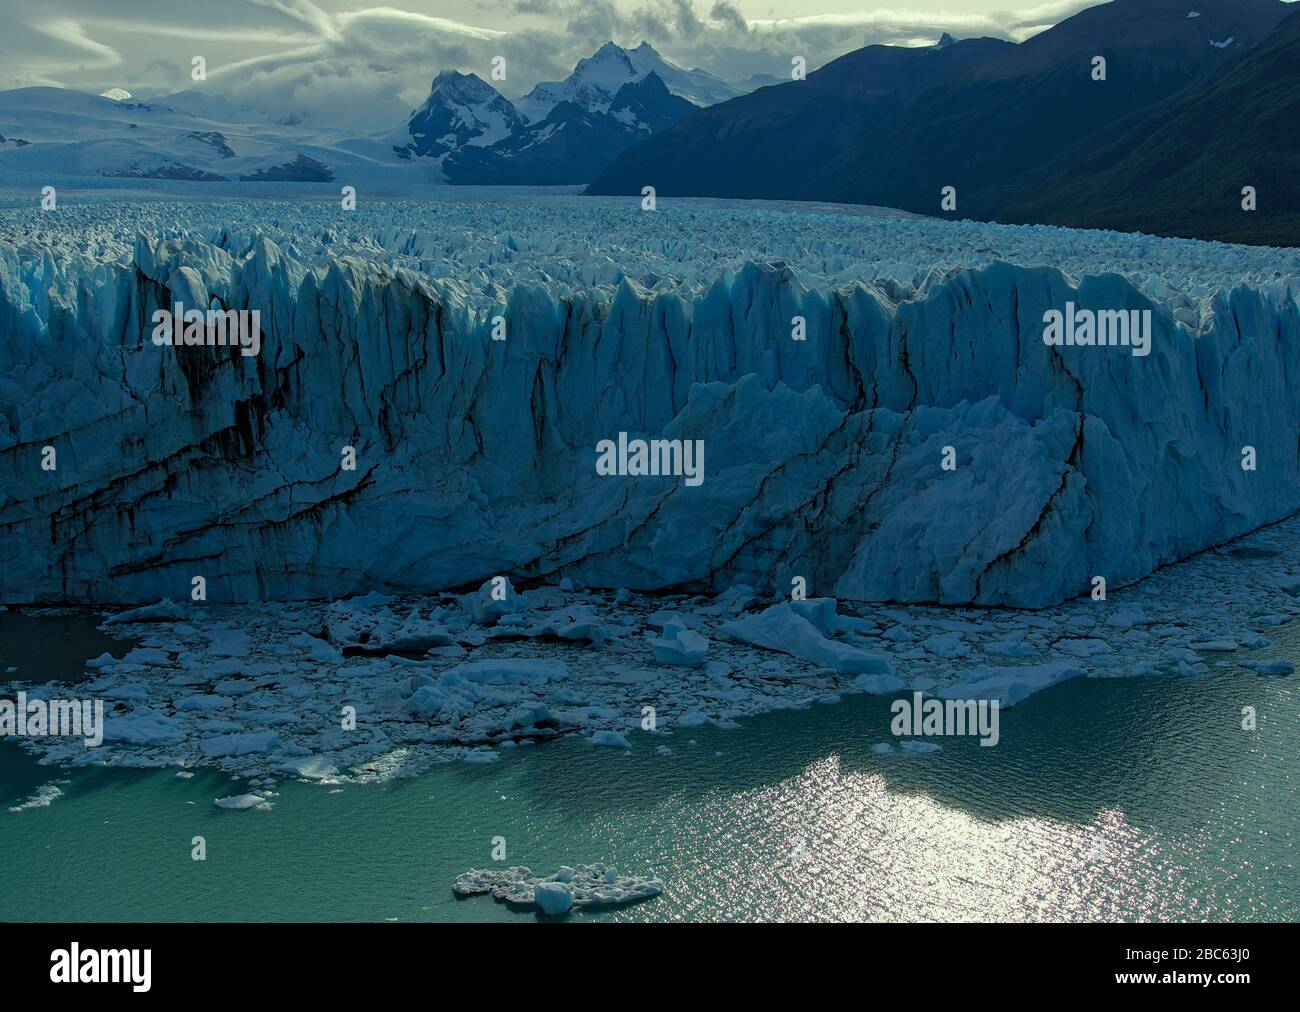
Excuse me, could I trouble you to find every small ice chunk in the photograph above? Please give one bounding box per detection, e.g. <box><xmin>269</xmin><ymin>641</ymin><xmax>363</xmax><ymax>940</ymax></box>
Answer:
<box><xmin>103</xmin><ymin>709</ymin><xmax>186</xmax><ymax>746</ymax></box>
<box><xmin>463</xmin><ymin>577</ymin><xmax>528</xmax><ymax>624</ymax></box>
<box><xmin>533</xmin><ymin>881</ymin><xmax>573</xmax><ymax>915</ymax></box>
<box><xmin>208</xmin><ymin>629</ymin><xmax>252</xmax><ymax>658</ymax></box>
<box><xmin>214</xmin><ymin>794</ymin><xmax>268</xmax><ymax>810</ymax></box>
<box><xmin>646</xmin><ymin>627</ymin><xmax>709</xmax><ymax>667</ymax></box>
<box><xmin>276</xmin><ymin>755</ymin><xmax>338</xmax><ymax>780</ymax></box>
<box><xmin>937</xmin><ymin>662</ymin><xmax>1083</xmax><ymax>707</ymax></box>
<box><xmin>1266</xmin><ymin>574</ymin><xmax>1300</xmax><ymax>595</ymax></box>
<box><xmin>985</xmin><ymin>638</ymin><xmax>1038</xmax><ymax>658</ymax></box>
<box><xmin>1189</xmin><ymin>640</ymin><xmax>1238</xmax><ymax>652</ymax></box>
<box><xmin>1057</xmin><ymin>638</ymin><xmax>1112</xmax><ymax>657</ymax></box>
<box><xmin>1107</xmin><ymin>607</ymin><xmax>1150</xmax><ymax>629</ymax></box>
<box><xmin>721</xmin><ymin>602</ymin><xmax>892</xmax><ymax>674</ymax></box>
<box><xmin>921</xmin><ymin>633</ymin><xmax>970</xmax><ymax>658</ymax></box>
<box><xmin>104</xmin><ymin>599</ymin><xmax>186</xmax><ymax>624</ymax></box>
<box><xmin>7</xmin><ymin>784</ymin><xmax>64</xmax><ymax>813</ymax></box>
<box><xmin>851</xmin><ymin>671</ymin><xmax>906</xmax><ymax>694</ymax></box>
<box><xmin>1240</xmin><ymin>659</ymin><xmax>1295</xmax><ymax>675</ymax></box>
<box><xmin>200</xmin><ymin>731</ymin><xmax>278</xmax><ymax>757</ymax></box>
<box><xmin>443</xmin><ymin>659</ymin><xmax>568</xmax><ymax>685</ymax></box>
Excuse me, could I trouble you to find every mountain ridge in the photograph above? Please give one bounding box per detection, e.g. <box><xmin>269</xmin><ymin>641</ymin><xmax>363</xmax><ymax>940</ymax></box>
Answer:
<box><xmin>585</xmin><ymin>0</ymin><xmax>1297</xmax><ymax>245</ymax></box>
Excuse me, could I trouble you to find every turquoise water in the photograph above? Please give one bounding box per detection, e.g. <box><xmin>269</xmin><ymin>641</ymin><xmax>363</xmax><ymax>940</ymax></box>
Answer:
<box><xmin>0</xmin><ymin>617</ymin><xmax>1295</xmax><ymax>922</ymax></box>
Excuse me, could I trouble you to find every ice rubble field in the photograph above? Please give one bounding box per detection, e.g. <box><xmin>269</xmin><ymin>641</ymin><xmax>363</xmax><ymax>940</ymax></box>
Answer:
<box><xmin>2</xmin><ymin>513</ymin><xmax>1297</xmax><ymax>794</ymax></box>
<box><xmin>1</xmin><ymin>195</ymin><xmax>1298</xmax><ymax>607</ymax></box>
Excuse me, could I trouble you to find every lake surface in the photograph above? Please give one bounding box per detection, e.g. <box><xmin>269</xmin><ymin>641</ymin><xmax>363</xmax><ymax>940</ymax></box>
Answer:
<box><xmin>1</xmin><ymin>613</ymin><xmax>1294</xmax><ymax>922</ymax></box>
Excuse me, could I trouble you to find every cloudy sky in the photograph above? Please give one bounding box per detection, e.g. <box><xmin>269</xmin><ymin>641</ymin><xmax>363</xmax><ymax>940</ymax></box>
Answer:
<box><xmin>0</xmin><ymin>0</ymin><xmax>1101</xmax><ymax>127</ymax></box>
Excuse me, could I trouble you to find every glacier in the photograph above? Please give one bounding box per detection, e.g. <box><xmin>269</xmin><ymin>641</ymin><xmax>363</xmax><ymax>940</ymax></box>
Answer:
<box><xmin>1</xmin><ymin>194</ymin><xmax>1298</xmax><ymax>607</ymax></box>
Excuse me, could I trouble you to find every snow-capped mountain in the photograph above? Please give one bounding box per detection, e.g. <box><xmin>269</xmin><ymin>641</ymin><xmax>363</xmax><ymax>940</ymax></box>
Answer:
<box><xmin>389</xmin><ymin>46</ymin><xmax>733</xmax><ymax>182</ymax></box>
<box><xmin>0</xmin><ymin>85</ymin><xmax>415</xmax><ymax>185</ymax></box>
<box><xmin>0</xmin><ymin>41</ymin><xmax>747</xmax><ymax>188</ymax></box>
<box><xmin>514</xmin><ymin>41</ymin><xmax>743</xmax><ymax>122</ymax></box>
<box><xmin>606</xmin><ymin>72</ymin><xmax>698</xmax><ymax>134</ymax></box>
<box><xmin>443</xmin><ymin>71</ymin><xmax>695</xmax><ymax>184</ymax></box>
<box><xmin>394</xmin><ymin>70</ymin><xmax>525</xmax><ymax>160</ymax></box>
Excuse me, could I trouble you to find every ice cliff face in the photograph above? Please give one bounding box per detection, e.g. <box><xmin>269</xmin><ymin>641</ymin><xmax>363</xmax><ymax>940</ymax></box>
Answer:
<box><xmin>1</xmin><ymin>197</ymin><xmax>1297</xmax><ymax>606</ymax></box>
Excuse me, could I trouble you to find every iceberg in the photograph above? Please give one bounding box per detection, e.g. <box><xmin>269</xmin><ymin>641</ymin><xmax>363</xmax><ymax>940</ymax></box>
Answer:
<box><xmin>532</xmin><ymin>881</ymin><xmax>574</xmax><ymax>915</ymax></box>
<box><xmin>646</xmin><ymin>623</ymin><xmax>709</xmax><ymax>667</ymax></box>
<box><xmin>721</xmin><ymin>602</ymin><xmax>893</xmax><ymax>674</ymax></box>
<box><xmin>452</xmin><ymin>864</ymin><xmax>662</xmax><ymax>912</ymax></box>
<box><xmin>936</xmin><ymin>662</ymin><xmax>1085</xmax><ymax>707</ymax></box>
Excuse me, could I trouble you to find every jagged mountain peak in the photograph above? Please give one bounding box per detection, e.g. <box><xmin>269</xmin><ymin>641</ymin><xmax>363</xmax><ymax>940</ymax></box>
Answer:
<box><xmin>444</xmin><ymin>64</ymin><xmax>696</xmax><ymax>186</ymax></box>
<box><xmin>613</xmin><ymin>70</ymin><xmax>668</xmax><ymax>96</ymax></box>
<box><xmin>428</xmin><ymin>70</ymin><xmax>499</xmax><ymax>100</ymax></box>
<box><xmin>395</xmin><ymin>70</ymin><xmax>523</xmax><ymax>161</ymax></box>
<box><xmin>516</xmin><ymin>40</ymin><xmax>744</xmax><ymax>122</ymax></box>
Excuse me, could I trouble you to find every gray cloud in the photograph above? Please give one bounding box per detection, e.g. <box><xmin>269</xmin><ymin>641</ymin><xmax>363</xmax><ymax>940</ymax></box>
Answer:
<box><xmin>709</xmin><ymin>2</ymin><xmax>748</xmax><ymax>36</ymax></box>
<box><xmin>0</xmin><ymin>0</ymin><xmax>1101</xmax><ymax>129</ymax></box>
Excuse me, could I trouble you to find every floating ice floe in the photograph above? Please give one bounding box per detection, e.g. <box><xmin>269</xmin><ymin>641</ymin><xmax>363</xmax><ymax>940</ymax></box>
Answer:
<box><xmin>1240</xmin><ymin>659</ymin><xmax>1295</xmax><ymax>675</ymax></box>
<box><xmin>452</xmin><ymin>864</ymin><xmax>662</xmax><ymax>914</ymax></box>
<box><xmin>213</xmin><ymin>794</ymin><xmax>270</xmax><ymax>811</ymax></box>
<box><xmin>7</xmin><ymin>783</ymin><xmax>65</xmax><ymax>813</ymax></box>
<box><xmin>276</xmin><ymin>755</ymin><xmax>339</xmax><ymax>780</ymax></box>
<box><xmin>936</xmin><ymin>663</ymin><xmax>1084</xmax><ymax>708</ymax></box>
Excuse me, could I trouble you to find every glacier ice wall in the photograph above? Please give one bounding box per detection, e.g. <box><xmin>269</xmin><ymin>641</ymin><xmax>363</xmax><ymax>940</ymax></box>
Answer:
<box><xmin>1</xmin><ymin>207</ymin><xmax>1297</xmax><ymax>606</ymax></box>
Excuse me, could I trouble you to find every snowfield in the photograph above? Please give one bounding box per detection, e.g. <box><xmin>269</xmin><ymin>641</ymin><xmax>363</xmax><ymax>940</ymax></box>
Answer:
<box><xmin>1</xmin><ymin>195</ymin><xmax>1296</xmax><ymax>608</ymax></box>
